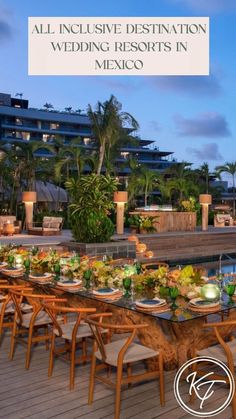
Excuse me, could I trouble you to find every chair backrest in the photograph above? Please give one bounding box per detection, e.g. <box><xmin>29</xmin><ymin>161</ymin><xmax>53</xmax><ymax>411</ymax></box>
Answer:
<box><xmin>9</xmin><ymin>290</ymin><xmax>60</xmax><ymax>326</ymax></box>
<box><xmin>43</xmin><ymin>217</ymin><xmax>63</xmax><ymax>230</ymax></box>
<box><xmin>142</xmin><ymin>261</ymin><xmax>169</xmax><ymax>270</ymax></box>
<box><xmin>86</xmin><ymin>313</ymin><xmax>148</xmax><ymax>364</ymax></box>
<box><xmin>0</xmin><ymin>216</ymin><xmax>16</xmax><ymax>226</ymax></box>
<box><xmin>42</xmin><ymin>303</ymin><xmax>96</xmax><ymax>339</ymax></box>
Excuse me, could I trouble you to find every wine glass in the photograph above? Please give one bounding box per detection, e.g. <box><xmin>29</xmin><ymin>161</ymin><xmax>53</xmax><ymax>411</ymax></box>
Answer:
<box><xmin>53</xmin><ymin>262</ymin><xmax>61</xmax><ymax>280</ymax></box>
<box><xmin>123</xmin><ymin>277</ymin><xmax>132</xmax><ymax>298</ymax></box>
<box><xmin>84</xmin><ymin>269</ymin><xmax>92</xmax><ymax>290</ymax></box>
<box><xmin>8</xmin><ymin>254</ymin><xmax>14</xmax><ymax>268</ymax></box>
<box><xmin>169</xmin><ymin>286</ymin><xmax>179</xmax><ymax>310</ymax></box>
<box><xmin>225</xmin><ymin>284</ymin><xmax>236</xmax><ymax>305</ymax></box>
<box><xmin>24</xmin><ymin>258</ymin><xmax>31</xmax><ymax>273</ymax></box>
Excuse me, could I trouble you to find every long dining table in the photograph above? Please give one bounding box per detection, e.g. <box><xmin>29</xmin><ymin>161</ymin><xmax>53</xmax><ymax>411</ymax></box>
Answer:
<box><xmin>3</xmin><ymin>272</ymin><xmax>236</xmax><ymax>371</ymax></box>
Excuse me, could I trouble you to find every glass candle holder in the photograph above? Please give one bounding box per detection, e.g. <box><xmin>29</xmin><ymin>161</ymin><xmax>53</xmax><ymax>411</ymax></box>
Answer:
<box><xmin>200</xmin><ymin>284</ymin><xmax>220</xmax><ymax>302</ymax></box>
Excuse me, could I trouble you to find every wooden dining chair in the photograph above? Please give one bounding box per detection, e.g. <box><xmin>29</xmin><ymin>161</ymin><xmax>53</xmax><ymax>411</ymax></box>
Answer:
<box><xmin>108</xmin><ymin>259</ymin><xmax>135</xmax><ymax>267</ymax></box>
<box><xmin>193</xmin><ymin>319</ymin><xmax>236</xmax><ymax>418</ymax></box>
<box><xmin>0</xmin><ymin>284</ymin><xmax>33</xmax><ymax>340</ymax></box>
<box><xmin>9</xmin><ymin>289</ymin><xmax>66</xmax><ymax>369</ymax></box>
<box><xmin>42</xmin><ymin>302</ymin><xmax>97</xmax><ymax>389</ymax></box>
<box><xmin>142</xmin><ymin>261</ymin><xmax>169</xmax><ymax>270</ymax></box>
<box><xmin>86</xmin><ymin>313</ymin><xmax>165</xmax><ymax>419</ymax></box>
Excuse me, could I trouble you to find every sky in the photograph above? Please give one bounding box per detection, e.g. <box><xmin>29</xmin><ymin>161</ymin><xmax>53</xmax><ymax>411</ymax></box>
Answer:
<box><xmin>0</xmin><ymin>0</ymin><xmax>236</xmax><ymax>184</ymax></box>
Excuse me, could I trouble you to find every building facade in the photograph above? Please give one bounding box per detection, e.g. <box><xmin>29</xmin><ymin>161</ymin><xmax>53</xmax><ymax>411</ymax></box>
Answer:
<box><xmin>0</xmin><ymin>92</ymin><xmax>177</xmax><ymax>176</ymax></box>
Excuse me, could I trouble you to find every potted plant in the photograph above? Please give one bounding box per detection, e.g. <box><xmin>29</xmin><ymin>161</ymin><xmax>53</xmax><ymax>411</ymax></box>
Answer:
<box><xmin>139</xmin><ymin>215</ymin><xmax>158</xmax><ymax>234</ymax></box>
<box><xmin>65</xmin><ymin>174</ymin><xmax>118</xmax><ymax>243</ymax></box>
<box><xmin>127</xmin><ymin>214</ymin><xmax>141</xmax><ymax>233</ymax></box>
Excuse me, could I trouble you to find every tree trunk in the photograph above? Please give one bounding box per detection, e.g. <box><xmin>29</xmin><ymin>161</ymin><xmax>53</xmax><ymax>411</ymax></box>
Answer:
<box><xmin>97</xmin><ymin>143</ymin><xmax>105</xmax><ymax>175</ymax></box>
<box><xmin>233</xmin><ymin>176</ymin><xmax>235</xmax><ymax>218</ymax></box>
<box><xmin>144</xmin><ymin>184</ymin><xmax>148</xmax><ymax>207</ymax></box>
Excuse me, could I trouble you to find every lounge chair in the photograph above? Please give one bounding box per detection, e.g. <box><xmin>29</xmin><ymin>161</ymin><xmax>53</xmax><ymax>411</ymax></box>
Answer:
<box><xmin>28</xmin><ymin>216</ymin><xmax>63</xmax><ymax>236</ymax></box>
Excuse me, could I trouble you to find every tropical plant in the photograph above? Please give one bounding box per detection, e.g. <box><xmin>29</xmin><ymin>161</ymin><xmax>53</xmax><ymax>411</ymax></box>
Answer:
<box><xmin>87</xmin><ymin>95</ymin><xmax>139</xmax><ymax>175</ymax></box>
<box><xmin>216</xmin><ymin>162</ymin><xmax>236</xmax><ymax>217</ymax></box>
<box><xmin>178</xmin><ymin>197</ymin><xmax>197</xmax><ymax>212</ymax></box>
<box><xmin>54</xmin><ymin>138</ymin><xmax>95</xmax><ymax>181</ymax></box>
<box><xmin>65</xmin><ymin>174</ymin><xmax>118</xmax><ymax>242</ymax></box>
<box><xmin>128</xmin><ymin>165</ymin><xmax>159</xmax><ymax>207</ymax></box>
<box><xmin>194</xmin><ymin>162</ymin><xmax>218</xmax><ymax>194</ymax></box>
<box><xmin>43</xmin><ymin>103</ymin><xmax>54</xmax><ymax>110</ymax></box>
<box><xmin>139</xmin><ymin>215</ymin><xmax>158</xmax><ymax>233</ymax></box>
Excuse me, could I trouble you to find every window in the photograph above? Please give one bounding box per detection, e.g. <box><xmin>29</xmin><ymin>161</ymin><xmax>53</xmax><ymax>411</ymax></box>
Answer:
<box><xmin>43</xmin><ymin>134</ymin><xmax>49</xmax><ymax>142</ymax></box>
<box><xmin>50</xmin><ymin>122</ymin><xmax>60</xmax><ymax>130</ymax></box>
<box><xmin>120</xmin><ymin>152</ymin><xmax>130</xmax><ymax>159</ymax></box>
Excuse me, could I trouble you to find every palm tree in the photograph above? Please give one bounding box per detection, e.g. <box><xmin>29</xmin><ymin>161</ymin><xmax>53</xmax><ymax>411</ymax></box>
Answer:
<box><xmin>216</xmin><ymin>162</ymin><xmax>236</xmax><ymax>216</ymax></box>
<box><xmin>43</xmin><ymin>103</ymin><xmax>54</xmax><ymax>111</ymax></box>
<box><xmin>166</xmin><ymin>178</ymin><xmax>198</xmax><ymax>203</ymax></box>
<box><xmin>8</xmin><ymin>140</ymin><xmax>54</xmax><ymax>190</ymax></box>
<box><xmin>87</xmin><ymin>95</ymin><xmax>139</xmax><ymax>175</ymax></box>
<box><xmin>54</xmin><ymin>138</ymin><xmax>95</xmax><ymax>181</ymax></box>
<box><xmin>128</xmin><ymin>165</ymin><xmax>159</xmax><ymax>207</ymax></box>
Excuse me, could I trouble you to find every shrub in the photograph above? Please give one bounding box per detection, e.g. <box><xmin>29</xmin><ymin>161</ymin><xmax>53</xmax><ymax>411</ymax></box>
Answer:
<box><xmin>65</xmin><ymin>174</ymin><xmax>118</xmax><ymax>243</ymax></box>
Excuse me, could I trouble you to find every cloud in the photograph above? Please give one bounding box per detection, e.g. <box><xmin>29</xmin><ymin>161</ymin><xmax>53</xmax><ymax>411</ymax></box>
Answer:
<box><xmin>174</xmin><ymin>112</ymin><xmax>231</xmax><ymax>138</ymax></box>
<box><xmin>169</xmin><ymin>0</ymin><xmax>236</xmax><ymax>13</ymax></box>
<box><xmin>94</xmin><ymin>77</ymin><xmax>138</xmax><ymax>93</ymax></box>
<box><xmin>187</xmin><ymin>143</ymin><xmax>223</xmax><ymax>161</ymax></box>
<box><xmin>0</xmin><ymin>20</ymin><xmax>11</xmax><ymax>40</ymax></box>
<box><xmin>149</xmin><ymin>120</ymin><xmax>162</xmax><ymax>132</ymax></box>
<box><xmin>149</xmin><ymin>75</ymin><xmax>222</xmax><ymax>98</ymax></box>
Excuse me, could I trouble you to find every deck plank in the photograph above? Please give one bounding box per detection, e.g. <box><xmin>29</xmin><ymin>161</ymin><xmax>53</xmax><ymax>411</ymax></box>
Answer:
<box><xmin>0</xmin><ymin>334</ymin><xmax>233</xmax><ymax>419</ymax></box>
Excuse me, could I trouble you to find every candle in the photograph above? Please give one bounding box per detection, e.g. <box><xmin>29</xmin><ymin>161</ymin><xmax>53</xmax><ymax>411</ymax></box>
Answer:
<box><xmin>201</xmin><ymin>284</ymin><xmax>220</xmax><ymax>301</ymax></box>
<box><xmin>15</xmin><ymin>255</ymin><xmax>23</xmax><ymax>268</ymax></box>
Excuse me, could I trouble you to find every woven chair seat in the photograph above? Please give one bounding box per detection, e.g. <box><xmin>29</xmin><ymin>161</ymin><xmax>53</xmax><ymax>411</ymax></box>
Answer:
<box><xmin>53</xmin><ymin>321</ymin><xmax>93</xmax><ymax>340</ymax></box>
<box><xmin>95</xmin><ymin>337</ymin><xmax>158</xmax><ymax>367</ymax></box>
<box><xmin>0</xmin><ymin>302</ymin><xmax>15</xmax><ymax>314</ymax></box>
<box><xmin>197</xmin><ymin>339</ymin><xmax>236</xmax><ymax>363</ymax></box>
<box><xmin>17</xmin><ymin>311</ymin><xmax>52</xmax><ymax>328</ymax></box>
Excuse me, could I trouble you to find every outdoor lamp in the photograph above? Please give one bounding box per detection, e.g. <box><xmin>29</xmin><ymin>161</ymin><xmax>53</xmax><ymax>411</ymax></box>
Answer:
<box><xmin>113</xmin><ymin>191</ymin><xmax>128</xmax><ymax>235</ymax></box>
<box><xmin>22</xmin><ymin>191</ymin><xmax>37</xmax><ymax>229</ymax></box>
<box><xmin>199</xmin><ymin>194</ymin><xmax>212</xmax><ymax>231</ymax></box>
<box><xmin>200</xmin><ymin>283</ymin><xmax>220</xmax><ymax>301</ymax></box>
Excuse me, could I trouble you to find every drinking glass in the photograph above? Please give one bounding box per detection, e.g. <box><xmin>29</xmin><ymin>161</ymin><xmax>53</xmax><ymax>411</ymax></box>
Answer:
<box><xmin>8</xmin><ymin>254</ymin><xmax>14</xmax><ymax>268</ymax></box>
<box><xmin>84</xmin><ymin>269</ymin><xmax>92</xmax><ymax>290</ymax></box>
<box><xmin>123</xmin><ymin>277</ymin><xmax>132</xmax><ymax>298</ymax></box>
<box><xmin>24</xmin><ymin>258</ymin><xmax>31</xmax><ymax>273</ymax></box>
<box><xmin>54</xmin><ymin>262</ymin><xmax>61</xmax><ymax>280</ymax></box>
<box><xmin>169</xmin><ymin>286</ymin><xmax>179</xmax><ymax>309</ymax></box>
<box><xmin>225</xmin><ymin>284</ymin><xmax>236</xmax><ymax>305</ymax></box>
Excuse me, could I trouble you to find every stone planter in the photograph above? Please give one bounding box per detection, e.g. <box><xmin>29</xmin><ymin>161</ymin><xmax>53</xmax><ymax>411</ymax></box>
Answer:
<box><xmin>61</xmin><ymin>240</ymin><xmax>136</xmax><ymax>259</ymax></box>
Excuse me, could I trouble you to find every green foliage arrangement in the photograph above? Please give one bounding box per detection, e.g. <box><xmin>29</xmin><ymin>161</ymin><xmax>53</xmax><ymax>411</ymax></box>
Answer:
<box><xmin>65</xmin><ymin>174</ymin><xmax>118</xmax><ymax>243</ymax></box>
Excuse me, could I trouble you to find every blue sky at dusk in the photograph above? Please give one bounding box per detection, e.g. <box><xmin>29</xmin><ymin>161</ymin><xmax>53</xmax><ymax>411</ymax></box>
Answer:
<box><xmin>0</xmin><ymin>0</ymin><xmax>235</xmax><ymax>183</ymax></box>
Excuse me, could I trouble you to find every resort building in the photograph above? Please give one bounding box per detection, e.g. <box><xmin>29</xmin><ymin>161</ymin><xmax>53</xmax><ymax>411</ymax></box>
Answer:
<box><xmin>0</xmin><ymin>92</ymin><xmax>178</xmax><ymax>176</ymax></box>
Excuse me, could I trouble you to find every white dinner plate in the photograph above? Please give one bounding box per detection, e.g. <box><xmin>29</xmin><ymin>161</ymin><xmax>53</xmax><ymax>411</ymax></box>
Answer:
<box><xmin>57</xmin><ymin>279</ymin><xmax>82</xmax><ymax>287</ymax></box>
<box><xmin>29</xmin><ymin>272</ymin><xmax>52</xmax><ymax>280</ymax></box>
<box><xmin>0</xmin><ymin>262</ymin><xmax>8</xmax><ymax>269</ymax></box>
<box><xmin>93</xmin><ymin>288</ymin><xmax>119</xmax><ymax>296</ymax></box>
<box><xmin>135</xmin><ymin>298</ymin><xmax>166</xmax><ymax>308</ymax></box>
<box><xmin>189</xmin><ymin>298</ymin><xmax>219</xmax><ymax>309</ymax></box>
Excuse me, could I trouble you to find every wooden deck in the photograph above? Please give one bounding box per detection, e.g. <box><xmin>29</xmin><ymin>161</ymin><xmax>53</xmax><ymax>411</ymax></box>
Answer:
<box><xmin>0</xmin><ymin>333</ymin><xmax>232</xmax><ymax>419</ymax></box>
<box><xmin>138</xmin><ymin>230</ymin><xmax>236</xmax><ymax>263</ymax></box>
